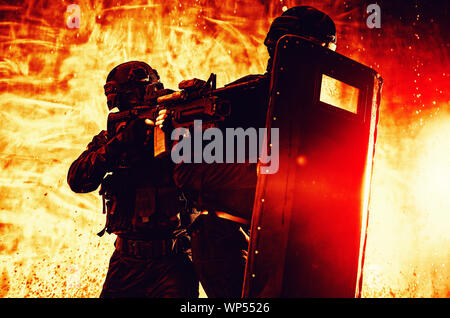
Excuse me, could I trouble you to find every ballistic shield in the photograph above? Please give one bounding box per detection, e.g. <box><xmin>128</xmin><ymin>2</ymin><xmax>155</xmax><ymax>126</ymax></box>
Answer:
<box><xmin>243</xmin><ymin>35</ymin><xmax>382</xmax><ymax>297</ymax></box>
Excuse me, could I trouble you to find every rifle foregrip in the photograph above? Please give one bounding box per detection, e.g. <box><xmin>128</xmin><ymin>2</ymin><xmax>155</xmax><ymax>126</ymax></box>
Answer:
<box><xmin>154</xmin><ymin>126</ymin><xmax>170</xmax><ymax>158</ymax></box>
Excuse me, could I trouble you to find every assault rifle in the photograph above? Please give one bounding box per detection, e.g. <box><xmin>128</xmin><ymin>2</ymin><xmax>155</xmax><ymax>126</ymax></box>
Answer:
<box><xmin>107</xmin><ymin>73</ymin><xmax>263</xmax><ymax>157</ymax></box>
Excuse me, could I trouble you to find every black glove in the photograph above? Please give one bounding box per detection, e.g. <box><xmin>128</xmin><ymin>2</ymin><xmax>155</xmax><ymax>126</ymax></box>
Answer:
<box><xmin>105</xmin><ymin>118</ymin><xmax>151</xmax><ymax>158</ymax></box>
<box><xmin>118</xmin><ymin>118</ymin><xmax>150</xmax><ymax>146</ymax></box>
<box><xmin>159</xmin><ymin>115</ymin><xmax>174</xmax><ymax>135</ymax></box>
<box><xmin>155</xmin><ymin>109</ymin><xmax>174</xmax><ymax>135</ymax></box>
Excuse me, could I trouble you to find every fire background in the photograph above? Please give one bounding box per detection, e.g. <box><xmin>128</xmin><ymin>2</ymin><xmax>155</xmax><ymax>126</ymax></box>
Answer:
<box><xmin>0</xmin><ymin>0</ymin><xmax>448</xmax><ymax>298</ymax></box>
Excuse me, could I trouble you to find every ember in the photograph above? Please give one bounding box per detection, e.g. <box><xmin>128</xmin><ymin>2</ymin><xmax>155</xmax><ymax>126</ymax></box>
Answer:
<box><xmin>0</xmin><ymin>0</ymin><xmax>448</xmax><ymax>297</ymax></box>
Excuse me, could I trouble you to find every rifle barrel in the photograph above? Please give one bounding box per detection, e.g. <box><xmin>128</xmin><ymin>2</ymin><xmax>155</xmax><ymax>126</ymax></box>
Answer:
<box><xmin>155</xmin><ymin>77</ymin><xmax>261</xmax><ymax>105</ymax></box>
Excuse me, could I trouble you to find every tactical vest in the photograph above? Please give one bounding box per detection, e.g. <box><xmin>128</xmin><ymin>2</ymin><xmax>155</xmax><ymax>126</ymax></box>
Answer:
<box><xmin>97</xmin><ymin>130</ymin><xmax>184</xmax><ymax>239</ymax></box>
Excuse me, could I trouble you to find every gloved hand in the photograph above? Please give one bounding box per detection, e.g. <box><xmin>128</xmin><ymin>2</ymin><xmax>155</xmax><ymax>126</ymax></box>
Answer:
<box><xmin>118</xmin><ymin>118</ymin><xmax>153</xmax><ymax>145</ymax></box>
<box><xmin>155</xmin><ymin>109</ymin><xmax>173</xmax><ymax>134</ymax></box>
<box><xmin>105</xmin><ymin>118</ymin><xmax>154</xmax><ymax>158</ymax></box>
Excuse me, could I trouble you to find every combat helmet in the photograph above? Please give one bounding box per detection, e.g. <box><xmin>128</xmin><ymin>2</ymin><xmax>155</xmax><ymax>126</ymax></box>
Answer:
<box><xmin>265</xmin><ymin>5</ymin><xmax>337</xmax><ymax>58</ymax></box>
<box><xmin>104</xmin><ymin>61</ymin><xmax>160</xmax><ymax>110</ymax></box>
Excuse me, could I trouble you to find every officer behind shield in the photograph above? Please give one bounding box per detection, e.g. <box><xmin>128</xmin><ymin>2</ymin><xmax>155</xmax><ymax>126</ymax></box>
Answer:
<box><xmin>67</xmin><ymin>61</ymin><xmax>198</xmax><ymax>298</ymax></box>
<box><xmin>156</xmin><ymin>6</ymin><xmax>337</xmax><ymax>298</ymax></box>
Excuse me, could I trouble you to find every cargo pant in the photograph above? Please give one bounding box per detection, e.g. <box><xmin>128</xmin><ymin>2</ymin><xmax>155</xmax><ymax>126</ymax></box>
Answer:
<box><xmin>174</xmin><ymin>162</ymin><xmax>256</xmax><ymax>298</ymax></box>
<box><xmin>189</xmin><ymin>213</ymin><xmax>249</xmax><ymax>298</ymax></box>
<box><xmin>100</xmin><ymin>237</ymin><xmax>199</xmax><ymax>298</ymax></box>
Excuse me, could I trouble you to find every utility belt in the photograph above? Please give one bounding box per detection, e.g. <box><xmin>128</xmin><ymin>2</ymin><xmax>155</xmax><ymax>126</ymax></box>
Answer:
<box><xmin>115</xmin><ymin>235</ymin><xmax>187</xmax><ymax>259</ymax></box>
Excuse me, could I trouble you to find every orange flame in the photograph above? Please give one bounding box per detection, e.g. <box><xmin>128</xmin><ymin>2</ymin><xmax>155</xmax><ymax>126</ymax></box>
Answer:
<box><xmin>0</xmin><ymin>0</ymin><xmax>448</xmax><ymax>297</ymax></box>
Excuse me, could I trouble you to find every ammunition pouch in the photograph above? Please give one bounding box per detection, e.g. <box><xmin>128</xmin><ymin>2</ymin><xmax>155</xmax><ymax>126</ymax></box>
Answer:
<box><xmin>97</xmin><ymin>169</ymin><xmax>184</xmax><ymax>237</ymax></box>
<box><xmin>98</xmin><ymin>171</ymin><xmax>135</xmax><ymax>236</ymax></box>
<box><xmin>115</xmin><ymin>236</ymin><xmax>187</xmax><ymax>259</ymax></box>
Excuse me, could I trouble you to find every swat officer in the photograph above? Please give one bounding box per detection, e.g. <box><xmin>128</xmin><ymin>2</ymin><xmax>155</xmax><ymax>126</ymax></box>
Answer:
<box><xmin>156</xmin><ymin>6</ymin><xmax>337</xmax><ymax>298</ymax></box>
<box><xmin>68</xmin><ymin>61</ymin><xmax>198</xmax><ymax>298</ymax></box>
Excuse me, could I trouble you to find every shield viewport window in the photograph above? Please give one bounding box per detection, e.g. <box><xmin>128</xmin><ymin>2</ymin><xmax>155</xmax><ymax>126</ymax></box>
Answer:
<box><xmin>320</xmin><ymin>74</ymin><xmax>359</xmax><ymax>114</ymax></box>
